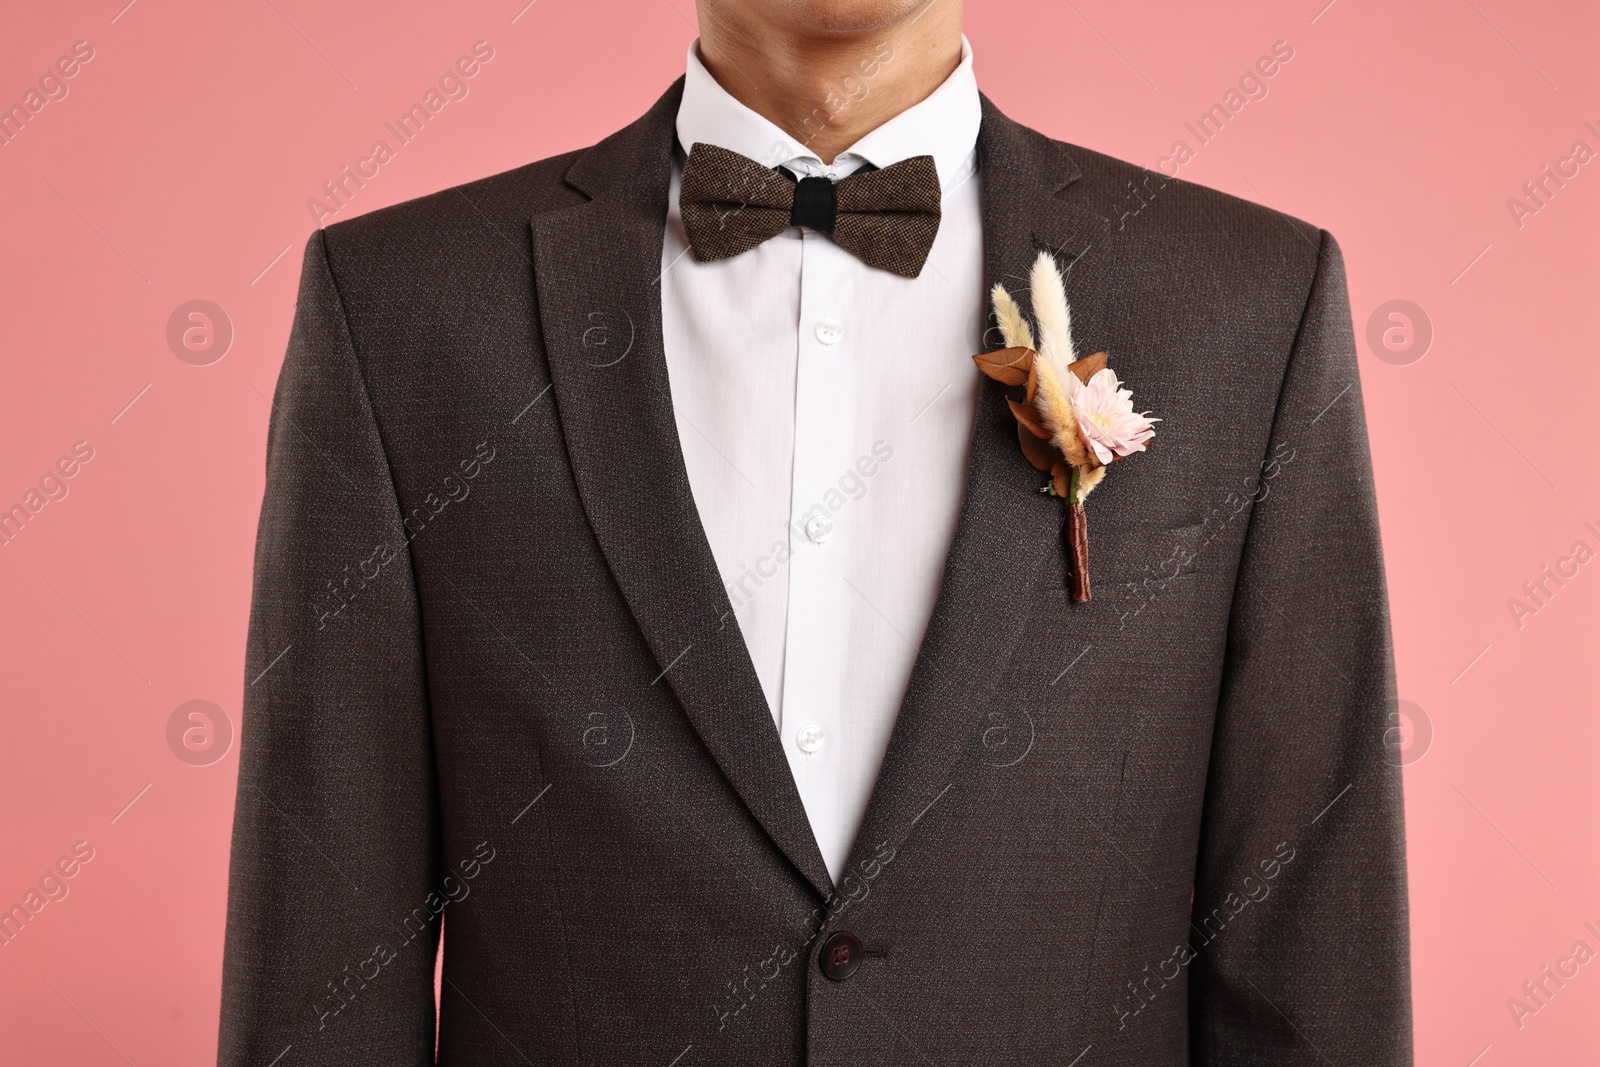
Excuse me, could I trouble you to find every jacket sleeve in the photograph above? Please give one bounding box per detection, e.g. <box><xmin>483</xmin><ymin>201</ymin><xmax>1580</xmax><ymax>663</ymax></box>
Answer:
<box><xmin>218</xmin><ymin>231</ymin><xmax>440</xmax><ymax>1066</ymax></box>
<box><xmin>1188</xmin><ymin>231</ymin><xmax>1413</xmax><ymax>1064</ymax></box>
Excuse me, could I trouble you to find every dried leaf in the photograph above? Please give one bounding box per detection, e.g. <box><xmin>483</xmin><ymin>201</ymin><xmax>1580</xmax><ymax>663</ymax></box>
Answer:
<box><xmin>1025</xmin><ymin>360</ymin><xmax>1038</xmax><ymax>404</ymax></box>
<box><xmin>1007</xmin><ymin>398</ymin><xmax>1050</xmax><ymax>439</ymax></box>
<box><xmin>1051</xmin><ymin>459</ymin><xmax>1072</xmax><ymax>498</ymax></box>
<box><xmin>1069</xmin><ymin>351</ymin><xmax>1108</xmax><ymax>385</ymax></box>
<box><xmin>1018</xmin><ymin>423</ymin><xmax>1059</xmax><ymax>471</ymax></box>
<box><xmin>972</xmin><ymin>346</ymin><xmax>1034</xmax><ymax>385</ymax></box>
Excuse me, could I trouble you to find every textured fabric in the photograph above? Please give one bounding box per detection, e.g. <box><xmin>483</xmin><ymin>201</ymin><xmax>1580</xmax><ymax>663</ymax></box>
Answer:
<box><xmin>661</xmin><ymin>39</ymin><xmax>984</xmax><ymax>885</ymax></box>
<box><xmin>219</xmin><ymin>77</ymin><xmax>1413</xmax><ymax>1067</ymax></box>
<box><xmin>680</xmin><ymin>142</ymin><xmax>942</xmax><ymax>276</ymax></box>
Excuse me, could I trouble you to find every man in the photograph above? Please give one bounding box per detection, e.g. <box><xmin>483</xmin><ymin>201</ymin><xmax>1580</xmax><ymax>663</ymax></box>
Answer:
<box><xmin>219</xmin><ymin>0</ymin><xmax>1412</xmax><ymax>1063</ymax></box>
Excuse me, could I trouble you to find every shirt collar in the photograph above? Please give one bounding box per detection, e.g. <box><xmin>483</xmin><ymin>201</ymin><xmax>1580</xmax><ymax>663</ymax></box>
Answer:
<box><xmin>675</xmin><ymin>35</ymin><xmax>981</xmax><ymax>191</ymax></box>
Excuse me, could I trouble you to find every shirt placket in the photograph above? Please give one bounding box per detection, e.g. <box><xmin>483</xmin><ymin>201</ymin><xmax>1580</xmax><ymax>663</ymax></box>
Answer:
<box><xmin>778</xmin><ymin>224</ymin><xmax>859</xmax><ymax>869</ymax></box>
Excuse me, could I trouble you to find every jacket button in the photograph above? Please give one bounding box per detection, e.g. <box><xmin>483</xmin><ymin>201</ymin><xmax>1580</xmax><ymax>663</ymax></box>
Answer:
<box><xmin>818</xmin><ymin>930</ymin><xmax>863</xmax><ymax>981</ymax></box>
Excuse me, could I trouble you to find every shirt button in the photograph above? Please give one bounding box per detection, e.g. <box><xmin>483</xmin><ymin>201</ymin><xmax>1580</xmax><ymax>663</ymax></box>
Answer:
<box><xmin>814</xmin><ymin>318</ymin><xmax>843</xmax><ymax>346</ymax></box>
<box><xmin>796</xmin><ymin>723</ymin><xmax>825</xmax><ymax>753</ymax></box>
<box><xmin>804</xmin><ymin>515</ymin><xmax>833</xmax><ymax>543</ymax></box>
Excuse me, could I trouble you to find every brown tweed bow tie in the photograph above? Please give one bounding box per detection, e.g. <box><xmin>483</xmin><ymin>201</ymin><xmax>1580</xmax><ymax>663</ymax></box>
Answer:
<box><xmin>679</xmin><ymin>142</ymin><xmax>943</xmax><ymax>278</ymax></box>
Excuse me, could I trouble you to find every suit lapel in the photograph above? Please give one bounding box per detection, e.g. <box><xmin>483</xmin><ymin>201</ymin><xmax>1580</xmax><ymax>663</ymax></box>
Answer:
<box><xmin>841</xmin><ymin>97</ymin><xmax>1120</xmax><ymax>878</ymax></box>
<box><xmin>533</xmin><ymin>84</ymin><xmax>1120</xmax><ymax>898</ymax></box>
<box><xmin>532</xmin><ymin>79</ymin><xmax>833</xmax><ymax>897</ymax></box>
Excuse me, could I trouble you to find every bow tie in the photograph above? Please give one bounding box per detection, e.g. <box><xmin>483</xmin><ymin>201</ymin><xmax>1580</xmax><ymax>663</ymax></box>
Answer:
<box><xmin>678</xmin><ymin>142</ymin><xmax>942</xmax><ymax>278</ymax></box>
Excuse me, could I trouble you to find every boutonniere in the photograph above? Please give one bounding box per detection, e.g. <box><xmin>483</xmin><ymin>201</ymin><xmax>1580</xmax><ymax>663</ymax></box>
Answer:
<box><xmin>972</xmin><ymin>251</ymin><xmax>1158</xmax><ymax>602</ymax></box>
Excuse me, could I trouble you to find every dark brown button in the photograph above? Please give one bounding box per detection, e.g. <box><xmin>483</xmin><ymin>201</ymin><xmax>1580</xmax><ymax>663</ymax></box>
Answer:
<box><xmin>818</xmin><ymin>930</ymin><xmax>863</xmax><ymax>981</ymax></box>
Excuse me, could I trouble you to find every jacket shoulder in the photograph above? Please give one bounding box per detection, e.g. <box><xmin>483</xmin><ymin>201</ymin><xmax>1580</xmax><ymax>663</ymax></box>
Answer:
<box><xmin>1060</xmin><ymin>140</ymin><xmax>1325</xmax><ymax>251</ymax></box>
<box><xmin>316</xmin><ymin>146</ymin><xmax>590</xmax><ymax>266</ymax></box>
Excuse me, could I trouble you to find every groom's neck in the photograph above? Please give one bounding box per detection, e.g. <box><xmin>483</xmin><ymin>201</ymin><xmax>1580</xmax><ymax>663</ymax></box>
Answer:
<box><xmin>694</xmin><ymin>0</ymin><xmax>964</xmax><ymax>164</ymax></box>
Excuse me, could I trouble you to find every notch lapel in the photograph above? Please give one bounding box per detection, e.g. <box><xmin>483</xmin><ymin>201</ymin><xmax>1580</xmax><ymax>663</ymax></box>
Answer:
<box><xmin>532</xmin><ymin>80</ymin><xmax>833</xmax><ymax>897</ymax></box>
<box><xmin>841</xmin><ymin>97</ymin><xmax>1120</xmax><ymax>878</ymax></box>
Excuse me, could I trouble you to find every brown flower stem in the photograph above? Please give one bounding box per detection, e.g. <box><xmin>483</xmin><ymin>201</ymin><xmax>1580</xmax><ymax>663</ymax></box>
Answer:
<box><xmin>1066</xmin><ymin>497</ymin><xmax>1091</xmax><ymax>603</ymax></box>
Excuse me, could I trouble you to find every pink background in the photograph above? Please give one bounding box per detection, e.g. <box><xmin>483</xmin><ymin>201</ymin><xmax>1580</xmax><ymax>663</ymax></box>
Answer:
<box><xmin>2</xmin><ymin>0</ymin><xmax>1596</xmax><ymax>1062</ymax></box>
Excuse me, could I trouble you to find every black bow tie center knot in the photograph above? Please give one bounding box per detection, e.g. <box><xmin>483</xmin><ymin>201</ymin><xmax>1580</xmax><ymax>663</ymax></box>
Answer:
<box><xmin>786</xmin><ymin>173</ymin><xmax>837</xmax><ymax>233</ymax></box>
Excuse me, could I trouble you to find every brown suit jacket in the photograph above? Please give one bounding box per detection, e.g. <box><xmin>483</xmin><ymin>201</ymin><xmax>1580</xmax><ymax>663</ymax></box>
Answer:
<box><xmin>219</xmin><ymin>79</ymin><xmax>1412</xmax><ymax>1065</ymax></box>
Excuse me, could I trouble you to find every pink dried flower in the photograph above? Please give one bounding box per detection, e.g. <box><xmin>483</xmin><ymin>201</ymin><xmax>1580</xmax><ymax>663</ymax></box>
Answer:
<box><xmin>1067</xmin><ymin>367</ymin><xmax>1158</xmax><ymax>466</ymax></box>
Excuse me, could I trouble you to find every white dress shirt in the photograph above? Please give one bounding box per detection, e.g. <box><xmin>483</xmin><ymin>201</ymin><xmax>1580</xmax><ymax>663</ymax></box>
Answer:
<box><xmin>661</xmin><ymin>38</ymin><xmax>985</xmax><ymax>883</ymax></box>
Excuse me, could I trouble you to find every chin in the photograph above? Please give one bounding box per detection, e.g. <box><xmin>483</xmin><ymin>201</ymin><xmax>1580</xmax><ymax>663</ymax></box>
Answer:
<box><xmin>741</xmin><ymin>0</ymin><xmax>934</xmax><ymax>35</ymax></box>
